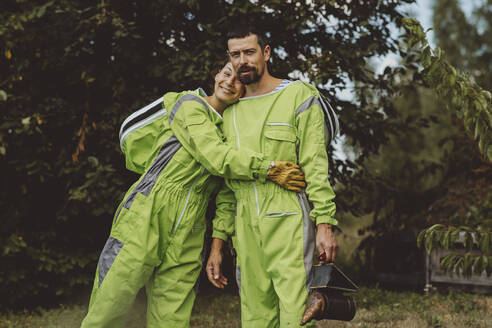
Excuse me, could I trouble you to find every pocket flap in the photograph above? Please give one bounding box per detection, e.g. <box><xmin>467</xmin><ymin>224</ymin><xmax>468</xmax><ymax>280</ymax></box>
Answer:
<box><xmin>264</xmin><ymin>129</ymin><xmax>296</xmax><ymax>143</ymax></box>
<box><xmin>186</xmin><ymin>114</ymin><xmax>206</xmax><ymax>126</ymax></box>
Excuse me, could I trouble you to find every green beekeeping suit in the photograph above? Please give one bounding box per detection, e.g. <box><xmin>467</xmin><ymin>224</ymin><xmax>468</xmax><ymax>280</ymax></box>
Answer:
<box><xmin>81</xmin><ymin>90</ymin><xmax>272</xmax><ymax>328</ymax></box>
<box><xmin>212</xmin><ymin>81</ymin><xmax>338</xmax><ymax>328</ymax></box>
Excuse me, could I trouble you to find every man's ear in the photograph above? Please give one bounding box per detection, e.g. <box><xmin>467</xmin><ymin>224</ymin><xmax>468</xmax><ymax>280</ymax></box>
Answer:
<box><xmin>263</xmin><ymin>45</ymin><xmax>271</xmax><ymax>62</ymax></box>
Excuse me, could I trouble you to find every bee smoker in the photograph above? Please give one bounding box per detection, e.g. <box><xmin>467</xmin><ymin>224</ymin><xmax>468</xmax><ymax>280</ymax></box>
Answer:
<box><xmin>300</xmin><ymin>263</ymin><xmax>358</xmax><ymax>325</ymax></box>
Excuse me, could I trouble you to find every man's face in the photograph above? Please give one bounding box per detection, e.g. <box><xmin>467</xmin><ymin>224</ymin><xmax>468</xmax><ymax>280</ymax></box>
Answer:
<box><xmin>227</xmin><ymin>34</ymin><xmax>270</xmax><ymax>85</ymax></box>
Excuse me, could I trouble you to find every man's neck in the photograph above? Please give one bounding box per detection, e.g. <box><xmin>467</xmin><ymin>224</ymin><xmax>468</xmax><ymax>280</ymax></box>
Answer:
<box><xmin>244</xmin><ymin>71</ymin><xmax>282</xmax><ymax>98</ymax></box>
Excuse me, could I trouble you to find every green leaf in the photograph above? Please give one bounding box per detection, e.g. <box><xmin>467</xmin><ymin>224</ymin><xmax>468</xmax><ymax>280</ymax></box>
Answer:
<box><xmin>454</xmin><ymin>256</ymin><xmax>464</xmax><ymax>275</ymax></box>
<box><xmin>442</xmin><ymin>230</ymin><xmax>451</xmax><ymax>250</ymax></box>
<box><xmin>450</xmin><ymin>229</ymin><xmax>460</xmax><ymax>245</ymax></box>
<box><xmin>37</xmin><ymin>6</ymin><xmax>46</xmax><ymax>18</ymax></box>
<box><xmin>88</xmin><ymin>156</ymin><xmax>99</xmax><ymax>167</ymax></box>
<box><xmin>0</xmin><ymin>90</ymin><xmax>7</xmax><ymax>101</ymax></box>
<box><xmin>463</xmin><ymin>254</ymin><xmax>473</xmax><ymax>277</ymax></box>
<box><xmin>474</xmin><ymin>120</ymin><xmax>484</xmax><ymax>140</ymax></box>
<box><xmin>485</xmin><ymin>256</ymin><xmax>491</xmax><ymax>276</ymax></box>
<box><xmin>425</xmin><ymin>230</ymin><xmax>435</xmax><ymax>253</ymax></box>
<box><xmin>464</xmin><ymin>232</ymin><xmax>474</xmax><ymax>251</ymax></box>
<box><xmin>473</xmin><ymin>256</ymin><xmax>483</xmax><ymax>275</ymax></box>
<box><xmin>440</xmin><ymin>253</ymin><xmax>455</xmax><ymax>271</ymax></box>
<box><xmin>417</xmin><ymin>229</ymin><xmax>427</xmax><ymax>247</ymax></box>
<box><xmin>428</xmin><ymin>224</ymin><xmax>445</xmax><ymax>232</ymax></box>
<box><xmin>479</xmin><ymin>233</ymin><xmax>490</xmax><ymax>254</ymax></box>
<box><xmin>21</xmin><ymin>117</ymin><xmax>31</xmax><ymax>125</ymax></box>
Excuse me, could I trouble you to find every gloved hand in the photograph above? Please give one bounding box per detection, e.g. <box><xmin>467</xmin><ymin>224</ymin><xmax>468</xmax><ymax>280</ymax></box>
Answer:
<box><xmin>300</xmin><ymin>291</ymin><xmax>326</xmax><ymax>326</ymax></box>
<box><xmin>267</xmin><ymin>161</ymin><xmax>306</xmax><ymax>192</ymax></box>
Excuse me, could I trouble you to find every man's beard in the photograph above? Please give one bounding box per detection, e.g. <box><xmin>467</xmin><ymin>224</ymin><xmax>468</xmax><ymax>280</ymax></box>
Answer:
<box><xmin>238</xmin><ymin>65</ymin><xmax>262</xmax><ymax>85</ymax></box>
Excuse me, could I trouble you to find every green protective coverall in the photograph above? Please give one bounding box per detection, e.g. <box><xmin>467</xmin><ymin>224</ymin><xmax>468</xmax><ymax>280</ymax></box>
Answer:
<box><xmin>212</xmin><ymin>81</ymin><xmax>338</xmax><ymax>328</ymax></box>
<box><xmin>81</xmin><ymin>90</ymin><xmax>271</xmax><ymax>328</ymax></box>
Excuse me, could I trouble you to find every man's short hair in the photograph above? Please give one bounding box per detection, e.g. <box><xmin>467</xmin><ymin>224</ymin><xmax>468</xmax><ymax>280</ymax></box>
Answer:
<box><xmin>227</xmin><ymin>25</ymin><xmax>267</xmax><ymax>50</ymax></box>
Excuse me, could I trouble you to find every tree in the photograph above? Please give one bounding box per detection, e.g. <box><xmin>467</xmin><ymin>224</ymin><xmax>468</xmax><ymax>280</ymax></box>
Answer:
<box><xmin>342</xmin><ymin>3</ymin><xmax>492</xmax><ymax>280</ymax></box>
<box><xmin>404</xmin><ymin>0</ymin><xmax>492</xmax><ymax>277</ymax></box>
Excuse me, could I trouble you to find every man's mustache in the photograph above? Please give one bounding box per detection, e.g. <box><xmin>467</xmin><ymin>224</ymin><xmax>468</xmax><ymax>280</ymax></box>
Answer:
<box><xmin>238</xmin><ymin>65</ymin><xmax>255</xmax><ymax>73</ymax></box>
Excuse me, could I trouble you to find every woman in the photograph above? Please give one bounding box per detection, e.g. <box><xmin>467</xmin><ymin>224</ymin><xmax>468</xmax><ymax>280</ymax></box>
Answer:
<box><xmin>81</xmin><ymin>61</ymin><xmax>305</xmax><ymax>328</ymax></box>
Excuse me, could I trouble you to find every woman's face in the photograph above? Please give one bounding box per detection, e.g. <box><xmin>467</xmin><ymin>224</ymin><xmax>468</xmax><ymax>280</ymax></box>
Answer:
<box><xmin>214</xmin><ymin>62</ymin><xmax>244</xmax><ymax>105</ymax></box>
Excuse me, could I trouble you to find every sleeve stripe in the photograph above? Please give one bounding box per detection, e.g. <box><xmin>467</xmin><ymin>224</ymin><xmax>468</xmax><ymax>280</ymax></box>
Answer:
<box><xmin>169</xmin><ymin>94</ymin><xmax>209</xmax><ymax>124</ymax></box>
<box><xmin>295</xmin><ymin>96</ymin><xmax>320</xmax><ymax>116</ymax></box>
<box><xmin>119</xmin><ymin>108</ymin><xmax>167</xmax><ymax>151</ymax></box>
<box><xmin>319</xmin><ymin>93</ymin><xmax>340</xmax><ymax>141</ymax></box>
<box><xmin>119</xmin><ymin>97</ymin><xmax>164</xmax><ymax>139</ymax></box>
<box><xmin>295</xmin><ymin>94</ymin><xmax>340</xmax><ymax>143</ymax></box>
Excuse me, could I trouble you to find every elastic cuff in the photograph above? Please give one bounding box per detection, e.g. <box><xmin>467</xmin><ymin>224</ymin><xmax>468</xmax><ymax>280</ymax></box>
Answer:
<box><xmin>315</xmin><ymin>216</ymin><xmax>338</xmax><ymax>226</ymax></box>
<box><xmin>253</xmin><ymin>157</ymin><xmax>270</xmax><ymax>183</ymax></box>
<box><xmin>212</xmin><ymin>230</ymin><xmax>229</xmax><ymax>241</ymax></box>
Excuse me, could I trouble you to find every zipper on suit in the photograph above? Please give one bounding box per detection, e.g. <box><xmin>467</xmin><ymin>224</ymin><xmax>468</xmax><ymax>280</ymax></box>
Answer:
<box><xmin>173</xmin><ymin>167</ymin><xmax>205</xmax><ymax>233</ymax></box>
<box><xmin>233</xmin><ymin>104</ymin><xmax>240</xmax><ymax>149</ymax></box>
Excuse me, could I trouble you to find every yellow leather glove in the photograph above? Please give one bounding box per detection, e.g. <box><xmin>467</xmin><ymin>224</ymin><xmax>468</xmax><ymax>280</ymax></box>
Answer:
<box><xmin>267</xmin><ymin>161</ymin><xmax>306</xmax><ymax>192</ymax></box>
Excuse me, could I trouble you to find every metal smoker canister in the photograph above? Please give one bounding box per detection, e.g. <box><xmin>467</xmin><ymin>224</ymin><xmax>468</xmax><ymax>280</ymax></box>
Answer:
<box><xmin>301</xmin><ymin>263</ymin><xmax>358</xmax><ymax>324</ymax></box>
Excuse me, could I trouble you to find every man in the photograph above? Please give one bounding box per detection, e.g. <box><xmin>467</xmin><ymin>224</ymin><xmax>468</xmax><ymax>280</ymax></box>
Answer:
<box><xmin>207</xmin><ymin>26</ymin><xmax>339</xmax><ymax>327</ymax></box>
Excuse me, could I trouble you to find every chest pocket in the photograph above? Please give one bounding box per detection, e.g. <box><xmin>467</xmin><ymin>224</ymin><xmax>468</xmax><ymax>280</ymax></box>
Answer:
<box><xmin>263</xmin><ymin>124</ymin><xmax>297</xmax><ymax>162</ymax></box>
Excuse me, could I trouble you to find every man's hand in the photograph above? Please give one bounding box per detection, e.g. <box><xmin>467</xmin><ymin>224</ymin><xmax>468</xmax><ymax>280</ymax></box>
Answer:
<box><xmin>267</xmin><ymin>161</ymin><xmax>306</xmax><ymax>192</ymax></box>
<box><xmin>206</xmin><ymin>238</ymin><xmax>228</xmax><ymax>289</ymax></box>
<box><xmin>316</xmin><ymin>223</ymin><xmax>338</xmax><ymax>263</ymax></box>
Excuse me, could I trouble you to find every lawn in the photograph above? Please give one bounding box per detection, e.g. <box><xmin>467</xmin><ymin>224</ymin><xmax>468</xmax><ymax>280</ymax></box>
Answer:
<box><xmin>0</xmin><ymin>286</ymin><xmax>490</xmax><ymax>328</ymax></box>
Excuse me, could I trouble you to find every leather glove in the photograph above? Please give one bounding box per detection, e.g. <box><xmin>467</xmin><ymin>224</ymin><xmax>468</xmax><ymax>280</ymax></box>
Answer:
<box><xmin>267</xmin><ymin>161</ymin><xmax>306</xmax><ymax>192</ymax></box>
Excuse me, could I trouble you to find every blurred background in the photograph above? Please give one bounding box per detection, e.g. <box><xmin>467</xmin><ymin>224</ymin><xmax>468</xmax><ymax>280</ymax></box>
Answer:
<box><xmin>1</xmin><ymin>0</ymin><xmax>491</xmax><ymax>327</ymax></box>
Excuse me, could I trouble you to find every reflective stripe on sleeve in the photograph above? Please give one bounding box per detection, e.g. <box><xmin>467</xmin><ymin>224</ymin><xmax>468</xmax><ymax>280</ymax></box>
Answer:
<box><xmin>169</xmin><ymin>94</ymin><xmax>210</xmax><ymax>124</ymax></box>
<box><xmin>295</xmin><ymin>95</ymin><xmax>339</xmax><ymax>143</ymax></box>
<box><xmin>97</xmin><ymin>236</ymin><xmax>124</xmax><ymax>287</ymax></box>
<box><xmin>119</xmin><ymin>97</ymin><xmax>164</xmax><ymax>140</ymax></box>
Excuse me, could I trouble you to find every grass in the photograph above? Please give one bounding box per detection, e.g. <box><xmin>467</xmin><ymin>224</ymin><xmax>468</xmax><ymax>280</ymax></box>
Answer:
<box><xmin>0</xmin><ymin>286</ymin><xmax>490</xmax><ymax>328</ymax></box>
<box><xmin>1</xmin><ymin>216</ymin><xmax>489</xmax><ymax>327</ymax></box>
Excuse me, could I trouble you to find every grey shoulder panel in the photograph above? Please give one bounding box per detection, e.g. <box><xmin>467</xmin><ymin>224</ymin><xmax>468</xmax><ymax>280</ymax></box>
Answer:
<box><xmin>295</xmin><ymin>96</ymin><xmax>321</xmax><ymax>117</ymax></box>
<box><xmin>169</xmin><ymin>94</ymin><xmax>210</xmax><ymax>124</ymax></box>
<box><xmin>295</xmin><ymin>94</ymin><xmax>340</xmax><ymax>143</ymax></box>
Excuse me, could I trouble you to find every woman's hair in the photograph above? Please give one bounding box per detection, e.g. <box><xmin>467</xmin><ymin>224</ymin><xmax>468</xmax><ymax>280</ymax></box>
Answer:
<box><xmin>212</xmin><ymin>54</ymin><xmax>231</xmax><ymax>76</ymax></box>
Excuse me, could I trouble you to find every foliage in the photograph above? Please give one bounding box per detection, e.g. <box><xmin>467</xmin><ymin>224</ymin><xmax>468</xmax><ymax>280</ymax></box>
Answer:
<box><xmin>417</xmin><ymin>201</ymin><xmax>492</xmax><ymax>277</ymax></box>
<box><xmin>0</xmin><ymin>0</ymin><xmax>415</xmax><ymax>306</ymax></box>
<box><xmin>401</xmin><ymin>14</ymin><xmax>492</xmax><ymax>276</ymax></box>
<box><xmin>402</xmin><ymin>17</ymin><xmax>492</xmax><ymax>162</ymax></box>
<box><xmin>344</xmin><ymin>1</ymin><xmax>492</xmax><ymax>281</ymax></box>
